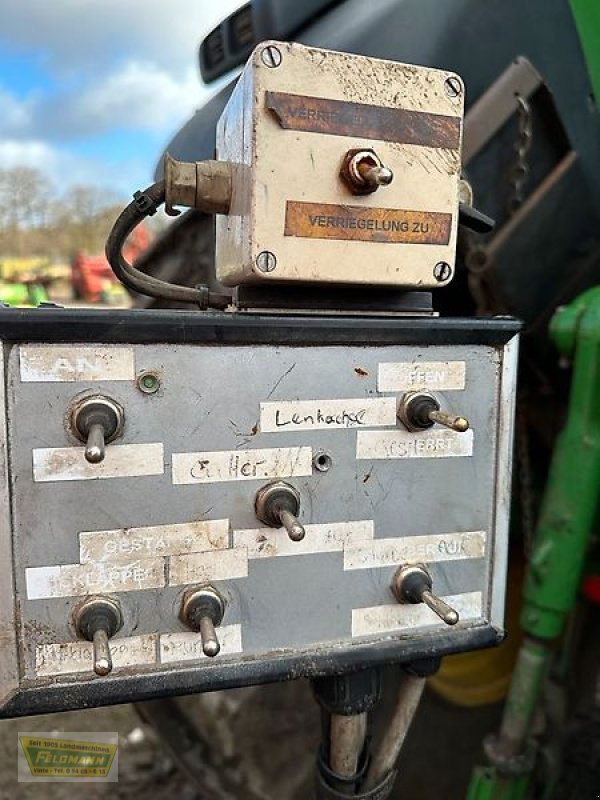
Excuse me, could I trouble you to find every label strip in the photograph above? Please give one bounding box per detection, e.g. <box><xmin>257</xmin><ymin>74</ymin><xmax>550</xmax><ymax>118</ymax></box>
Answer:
<box><xmin>234</xmin><ymin>520</ymin><xmax>374</xmax><ymax>559</ymax></box>
<box><xmin>26</xmin><ymin>558</ymin><xmax>165</xmax><ymax>600</ymax></box>
<box><xmin>378</xmin><ymin>360</ymin><xmax>466</xmax><ymax>392</ymax></box>
<box><xmin>160</xmin><ymin>625</ymin><xmax>242</xmax><ymax>664</ymax></box>
<box><xmin>344</xmin><ymin>531</ymin><xmax>486</xmax><ymax>571</ymax></box>
<box><xmin>266</xmin><ymin>91</ymin><xmax>461</xmax><ymax>148</ymax></box>
<box><xmin>260</xmin><ymin>398</ymin><xmax>396</xmax><ymax>433</ymax></box>
<box><xmin>172</xmin><ymin>446</ymin><xmax>312</xmax><ymax>485</ymax></box>
<box><xmin>20</xmin><ymin>346</ymin><xmax>134</xmax><ymax>382</ymax></box>
<box><xmin>80</xmin><ymin>519</ymin><xmax>230</xmax><ymax>563</ymax></box>
<box><xmin>35</xmin><ymin>634</ymin><xmax>157</xmax><ymax>676</ymax></box>
<box><xmin>357</xmin><ymin>428</ymin><xmax>473</xmax><ymax>460</ymax></box>
<box><xmin>169</xmin><ymin>548</ymin><xmax>248</xmax><ymax>586</ymax></box>
<box><xmin>285</xmin><ymin>201</ymin><xmax>451</xmax><ymax>245</ymax></box>
<box><xmin>352</xmin><ymin>592</ymin><xmax>483</xmax><ymax>637</ymax></box>
<box><xmin>33</xmin><ymin>443</ymin><xmax>164</xmax><ymax>483</ymax></box>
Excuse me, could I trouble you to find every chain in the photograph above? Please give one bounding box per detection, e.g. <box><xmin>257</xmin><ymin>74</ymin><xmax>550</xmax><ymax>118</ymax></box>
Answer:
<box><xmin>463</xmin><ymin>94</ymin><xmax>533</xmax><ymax>316</ymax></box>
<box><xmin>506</xmin><ymin>95</ymin><xmax>533</xmax><ymax>215</ymax></box>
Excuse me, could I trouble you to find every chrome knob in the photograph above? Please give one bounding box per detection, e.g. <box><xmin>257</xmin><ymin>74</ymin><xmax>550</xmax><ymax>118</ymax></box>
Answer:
<box><xmin>255</xmin><ymin>481</ymin><xmax>305</xmax><ymax>541</ymax></box>
<box><xmin>72</xmin><ymin>396</ymin><xmax>124</xmax><ymax>463</ymax></box>
<box><xmin>392</xmin><ymin>564</ymin><xmax>459</xmax><ymax>626</ymax></box>
<box><xmin>398</xmin><ymin>392</ymin><xmax>469</xmax><ymax>433</ymax></box>
<box><xmin>74</xmin><ymin>597</ymin><xmax>123</xmax><ymax>675</ymax></box>
<box><xmin>180</xmin><ymin>586</ymin><xmax>225</xmax><ymax>657</ymax></box>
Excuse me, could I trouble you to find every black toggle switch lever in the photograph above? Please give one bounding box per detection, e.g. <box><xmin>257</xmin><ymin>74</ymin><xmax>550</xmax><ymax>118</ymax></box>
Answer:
<box><xmin>458</xmin><ymin>203</ymin><xmax>495</xmax><ymax>234</ymax></box>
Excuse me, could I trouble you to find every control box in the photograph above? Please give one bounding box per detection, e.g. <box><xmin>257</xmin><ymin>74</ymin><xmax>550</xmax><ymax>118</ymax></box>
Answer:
<box><xmin>215</xmin><ymin>41</ymin><xmax>464</xmax><ymax>288</ymax></box>
<box><xmin>0</xmin><ymin>308</ymin><xmax>517</xmax><ymax>717</ymax></box>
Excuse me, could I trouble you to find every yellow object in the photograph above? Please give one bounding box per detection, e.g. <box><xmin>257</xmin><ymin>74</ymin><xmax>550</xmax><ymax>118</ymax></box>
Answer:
<box><xmin>429</xmin><ymin>558</ymin><xmax>524</xmax><ymax>707</ymax></box>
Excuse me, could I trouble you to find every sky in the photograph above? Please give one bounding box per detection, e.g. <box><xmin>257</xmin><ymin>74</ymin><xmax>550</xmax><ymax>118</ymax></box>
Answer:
<box><xmin>0</xmin><ymin>0</ymin><xmax>242</xmax><ymax>197</ymax></box>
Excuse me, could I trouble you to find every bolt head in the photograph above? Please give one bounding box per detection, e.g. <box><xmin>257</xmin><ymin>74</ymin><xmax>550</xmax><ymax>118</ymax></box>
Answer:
<box><xmin>433</xmin><ymin>261</ymin><xmax>452</xmax><ymax>282</ymax></box>
<box><xmin>256</xmin><ymin>251</ymin><xmax>277</xmax><ymax>273</ymax></box>
<box><xmin>261</xmin><ymin>45</ymin><xmax>282</xmax><ymax>68</ymax></box>
<box><xmin>444</xmin><ymin>75</ymin><xmax>463</xmax><ymax>98</ymax></box>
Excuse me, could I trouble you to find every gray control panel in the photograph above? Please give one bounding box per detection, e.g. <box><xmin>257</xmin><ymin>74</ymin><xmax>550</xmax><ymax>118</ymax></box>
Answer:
<box><xmin>0</xmin><ymin>310</ymin><xmax>518</xmax><ymax>717</ymax></box>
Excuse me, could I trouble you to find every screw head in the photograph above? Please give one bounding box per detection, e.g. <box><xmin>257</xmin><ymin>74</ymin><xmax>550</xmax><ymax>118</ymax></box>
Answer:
<box><xmin>433</xmin><ymin>261</ymin><xmax>452</xmax><ymax>282</ymax></box>
<box><xmin>137</xmin><ymin>371</ymin><xmax>160</xmax><ymax>394</ymax></box>
<box><xmin>261</xmin><ymin>45</ymin><xmax>282</xmax><ymax>68</ymax></box>
<box><xmin>444</xmin><ymin>75</ymin><xmax>462</xmax><ymax>98</ymax></box>
<box><xmin>256</xmin><ymin>251</ymin><xmax>277</xmax><ymax>273</ymax></box>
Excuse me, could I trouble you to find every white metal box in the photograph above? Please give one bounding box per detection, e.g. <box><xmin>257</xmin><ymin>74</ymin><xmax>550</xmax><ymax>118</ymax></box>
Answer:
<box><xmin>215</xmin><ymin>41</ymin><xmax>465</xmax><ymax>288</ymax></box>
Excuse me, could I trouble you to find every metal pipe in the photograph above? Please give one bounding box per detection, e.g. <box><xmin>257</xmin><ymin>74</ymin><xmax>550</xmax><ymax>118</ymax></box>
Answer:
<box><xmin>329</xmin><ymin>712</ymin><xmax>367</xmax><ymax>785</ymax></box>
<box><xmin>363</xmin><ymin>674</ymin><xmax>426</xmax><ymax>791</ymax></box>
<box><xmin>494</xmin><ymin>637</ymin><xmax>551</xmax><ymax>758</ymax></box>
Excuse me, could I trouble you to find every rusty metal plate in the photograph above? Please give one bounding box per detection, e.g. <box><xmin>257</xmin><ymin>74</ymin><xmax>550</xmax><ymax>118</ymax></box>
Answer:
<box><xmin>284</xmin><ymin>201</ymin><xmax>452</xmax><ymax>245</ymax></box>
<box><xmin>266</xmin><ymin>91</ymin><xmax>461</xmax><ymax>149</ymax></box>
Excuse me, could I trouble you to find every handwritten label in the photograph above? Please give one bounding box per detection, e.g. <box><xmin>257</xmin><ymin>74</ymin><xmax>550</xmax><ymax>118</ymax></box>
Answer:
<box><xmin>172</xmin><ymin>446</ymin><xmax>312</xmax><ymax>485</ymax></box>
<box><xmin>356</xmin><ymin>428</ymin><xmax>473</xmax><ymax>460</ymax></box>
<box><xmin>378</xmin><ymin>361</ymin><xmax>465</xmax><ymax>391</ymax></box>
<box><xmin>160</xmin><ymin>625</ymin><xmax>243</xmax><ymax>664</ymax></box>
<box><xmin>20</xmin><ymin>346</ymin><xmax>134</xmax><ymax>382</ymax></box>
<box><xmin>33</xmin><ymin>443</ymin><xmax>164</xmax><ymax>482</ymax></box>
<box><xmin>80</xmin><ymin>519</ymin><xmax>230</xmax><ymax>563</ymax></box>
<box><xmin>344</xmin><ymin>531</ymin><xmax>486</xmax><ymax>571</ymax></box>
<box><xmin>234</xmin><ymin>520</ymin><xmax>374</xmax><ymax>559</ymax></box>
<box><xmin>352</xmin><ymin>592</ymin><xmax>483</xmax><ymax>637</ymax></box>
<box><xmin>169</xmin><ymin>548</ymin><xmax>248</xmax><ymax>586</ymax></box>
<box><xmin>260</xmin><ymin>398</ymin><xmax>396</xmax><ymax>433</ymax></box>
<box><xmin>26</xmin><ymin>559</ymin><xmax>165</xmax><ymax>599</ymax></box>
<box><xmin>35</xmin><ymin>634</ymin><xmax>157</xmax><ymax>676</ymax></box>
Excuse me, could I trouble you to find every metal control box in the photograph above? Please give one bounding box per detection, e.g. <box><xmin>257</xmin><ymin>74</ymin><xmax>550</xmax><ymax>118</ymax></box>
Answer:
<box><xmin>216</xmin><ymin>41</ymin><xmax>464</xmax><ymax>288</ymax></box>
<box><xmin>0</xmin><ymin>309</ymin><xmax>518</xmax><ymax>717</ymax></box>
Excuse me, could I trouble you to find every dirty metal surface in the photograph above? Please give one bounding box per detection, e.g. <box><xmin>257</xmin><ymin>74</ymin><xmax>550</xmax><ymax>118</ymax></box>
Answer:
<box><xmin>265</xmin><ymin>91</ymin><xmax>462</xmax><ymax>147</ymax></box>
<box><xmin>216</xmin><ymin>41</ymin><xmax>464</xmax><ymax>288</ymax></box>
<box><xmin>0</xmin><ymin>311</ymin><xmax>517</xmax><ymax>716</ymax></box>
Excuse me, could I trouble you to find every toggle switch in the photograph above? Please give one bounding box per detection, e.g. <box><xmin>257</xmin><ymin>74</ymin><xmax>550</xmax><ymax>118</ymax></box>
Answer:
<box><xmin>255</xmin><ymin>480</ymin><xmax>305</xmax><ymax>541</ymax></box>
<box><xmin>73</xmin><ymin>597</ymin><xmax>123</xmax><ymax>675</ymax></box>
<box><xmin>392</xmin><ymin>565</ymin><xmax>459</xmax><ymax>626</ymax></box>
<box><xmin>71</xmin><ymin>396</ymin><xmax>124</xmax><ymax>463</ymax></box>
<box><xmin>398</xmin><ymin>391</ymin><xmax>469</xmax><ymax>433</ymax></box>
<box><xmin>340</xmin><ymin>148</ymin><xmax>393</xmax><ymax>195</ymax></box>
<box><xmin>180</xmin><ymin>586</ymin><xmax>225</xmax><ymax>657</ymax></box>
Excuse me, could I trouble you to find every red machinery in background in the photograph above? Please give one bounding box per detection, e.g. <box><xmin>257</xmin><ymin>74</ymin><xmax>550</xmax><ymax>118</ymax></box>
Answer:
<box><xmin>72</xmin><ymin>224</ymin><xmax>150</xmax><ymax>302</ymax></box>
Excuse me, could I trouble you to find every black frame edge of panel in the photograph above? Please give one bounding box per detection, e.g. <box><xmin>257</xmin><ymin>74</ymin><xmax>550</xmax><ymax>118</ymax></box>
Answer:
<box><xmin>0</xmin><ymin>625</ymin><xmax>502</xmax><ymax>718</ymax></box>
<box><xmin>0</xmin><ymin>308</ymin><xmax>521</xmax><ymax>347</ymax></box>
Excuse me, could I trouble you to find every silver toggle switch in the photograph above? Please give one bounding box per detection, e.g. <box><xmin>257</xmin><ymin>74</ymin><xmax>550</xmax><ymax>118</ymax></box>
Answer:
<box><xmin>255</xmin><ymin>480</ymin><xmax>305</xmax><ymax>541</ymax></box>
<box><xmin>398</xmin><ymin>391</ymin><xmax>469</xmax><ymax>433</ymax></box>
<box><xmin>73</xmin><ymin>597</ymin><xmax>123</xmax><ymax>675</ymax></box>
<box><xmin>392</xmin><ymin>564</ymin><xmax>459</xmax><ymax>626</ymax></box>
<box><xmin>180</xmin><ymin>586</ymin><xmax>225</xmax><ymax>657</ymax></box>
<box><xmin>72</xmin><ymin>396</ymin><xmax>124</xmax><ymax>463</ymax></box>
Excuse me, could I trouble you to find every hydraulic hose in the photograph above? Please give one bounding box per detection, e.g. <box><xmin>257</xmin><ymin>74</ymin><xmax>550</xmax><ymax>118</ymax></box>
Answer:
<box><xmin>105</xmin><ymin>181</ymin><xmax>231</xmax><ymax>308</ymax></box>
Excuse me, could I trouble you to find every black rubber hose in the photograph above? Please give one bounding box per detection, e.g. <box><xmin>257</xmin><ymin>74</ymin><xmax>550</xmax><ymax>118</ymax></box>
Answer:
<box><xmin>105</xmin><ymin>181</ymin><xmax>230</xmax><ymax>307</ymax></box>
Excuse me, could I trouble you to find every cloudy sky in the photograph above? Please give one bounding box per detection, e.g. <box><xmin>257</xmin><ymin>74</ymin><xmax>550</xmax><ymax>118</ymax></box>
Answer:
<box><xmin>0</xmin><ymin>0</ymin><xmax>242</xmax><ymax>197</ymax></box>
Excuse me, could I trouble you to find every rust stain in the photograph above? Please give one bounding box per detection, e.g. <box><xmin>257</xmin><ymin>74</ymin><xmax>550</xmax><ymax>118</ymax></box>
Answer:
<box><xmin>285</xmin><ymin>201</ymin><xmax>451</xmax><ymax>245</ymax></box>
<box><xmin>266</xmin><ymin>91</ymin><xmax>461</xmax><ymax>149</ymax></box>
<box><xmin>354</xmin><ymin>367</ymin><xmax>369</xmax><ymax>377</ymax></box>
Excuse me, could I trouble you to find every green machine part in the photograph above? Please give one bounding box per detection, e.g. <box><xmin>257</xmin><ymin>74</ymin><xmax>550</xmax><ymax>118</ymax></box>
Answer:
<box><xmin>571</xmin><ymin>0</ymin><xmax>600</xmax><ymax>105</ymax></box>
<box><xmin>467</xmin><ymin>287</ymin><xmax>600</xmax><ymax>799</ymax></box>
